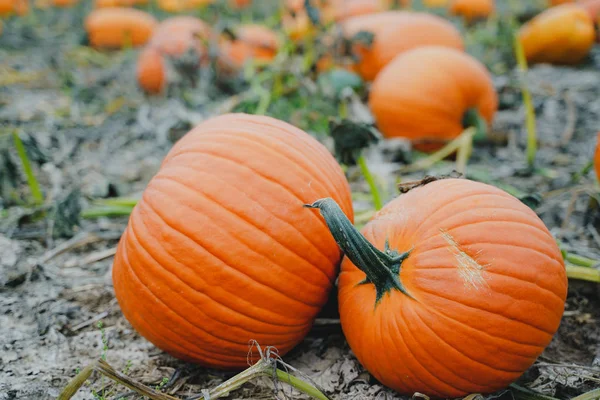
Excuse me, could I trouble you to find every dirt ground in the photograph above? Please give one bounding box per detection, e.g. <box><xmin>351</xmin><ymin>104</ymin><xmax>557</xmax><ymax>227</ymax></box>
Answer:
<box><xmin>1</xmin><ymin>2</ymin><xmax>600</xmax><ymax>400</ymax></box>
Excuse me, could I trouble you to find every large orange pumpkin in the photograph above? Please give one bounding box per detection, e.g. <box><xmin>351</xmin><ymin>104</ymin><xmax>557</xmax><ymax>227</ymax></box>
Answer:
<box><xmin>85</xmin><ymin>8</ymin><xmax>157</xmax><ymax>49</ymax></box>
<box><xmin>449</xmin><ymin>0</ymin><xmax>494</xmax><ymax>21</ymax></box>
<box><xmin>341</xmin><ymin>11</ymin><xmax>464</xmax><ymax>81</ymax></box>
<box><xmin>112</xmin><ymin>113</ymin><xmax>354</xmax><ymax>368</ymax></box>
<box><xmin>369</xmin><ymin>46</ymin><xmax>497</xmax><ymax>148</ymax></box>
<box><xmin>0</xmin><ymin>0</ymin><xmax>28</xmax><ymax>15</ymax></box>
<box><xmin>518</xmin><ymin>4</ymin><xmax>595</xmax><ymax>65</ymax></box>
<box><xmin>307</xmin><ymin>178</ymin><xmax>567</xmax><ymax>398</ymax></box>
<box><xmin>218</xmin><ymin>24</ymin><xmax>280</xmax><ymax>71</ymax></box>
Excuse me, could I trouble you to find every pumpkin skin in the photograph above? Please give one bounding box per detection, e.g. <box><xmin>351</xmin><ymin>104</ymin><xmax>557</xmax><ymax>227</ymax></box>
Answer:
<box><xmin>369</xmin><ymin>46</ymin><xmax>497</xmax><ymax>148</ymax></box>
<box><xmin>218</xmin><ymin>24</ymin><xmax>280</xmax><ymax>71</ymax></box>
<box><xmin>136</xmin><ymin>46</ymin><xmax>166</xmax><ymax>94</ymax></box>
<box><xmin>0</xmin><ymin>0</ymin><xmax>28</xmax><ymax>15</ymax></box>
<box><xmin>518</xmin><ymin>4</ymin><xmax>595</xmax><ymax>65</ymax></box>
<box><xmin>341</xmin><ymin>11</ymin><xmax>464</xmax><ymax>81</ymax></box>
<box><xmin>579</xmin><ymin>0</ymin><xmax>600</xmax><ymax>21</ymax></box>
<box><xmin>112</xmin><ymin>113</ymin><xmax>354</xmax><ymax>369</ymax></box>
<box><xmin>85</xmin><ymin>8</ymin><xmax>157</xmax><ymax>49</ymax></box>
<box><xmin>449</xmin><ymin>0</ymin><xmax>494</xmax><ymax>21</ymax></box>
<box><xmin>333</xmin><ymin>179</ymin><xmax>567</xmax><ymax>397</ymax></box>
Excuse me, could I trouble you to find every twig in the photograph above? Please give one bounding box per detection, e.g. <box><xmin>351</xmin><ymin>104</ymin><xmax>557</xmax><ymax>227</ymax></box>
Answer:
<box><xmin>560</xmin><ymin>91</ymin><xmax>577</xmax><ymax>146</ymax></box>
<box><xmin>71</xmin><ymin>311</ymin><xmax>110</xmax><ymax>332</ymax></box>
<box><xmin>64</xmin><ymin>247</ymin><xmax>117</xmax><ymax>268</ymax></box>
<box><xmin>39</xmin><ymin>232</ymin><xmax>101</xmax><ymax>264</ymax></box>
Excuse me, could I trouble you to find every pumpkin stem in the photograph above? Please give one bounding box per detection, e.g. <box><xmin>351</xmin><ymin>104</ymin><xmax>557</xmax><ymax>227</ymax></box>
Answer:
<box><xmin>462</xmin><ymin>108</ymin><xmax>487</xmax><ymax>142</ymax></box>
<box><xmin>304</xmin><ymin>198</ymin><xmax>412</xmax><ymax>303</ymax></box>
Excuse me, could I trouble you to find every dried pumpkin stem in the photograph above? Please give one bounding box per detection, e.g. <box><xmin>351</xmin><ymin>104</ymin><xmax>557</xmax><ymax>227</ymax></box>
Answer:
<box><xmin>305</xmin><ymin>198</ymin><xmax>411</xmax><ymax>303</ymax></box>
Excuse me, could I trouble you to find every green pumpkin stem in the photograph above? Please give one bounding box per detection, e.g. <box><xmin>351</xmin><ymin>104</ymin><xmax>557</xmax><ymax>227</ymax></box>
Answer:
<box><xmin>462</xmin><ymin>108</ymin><xmax>488</xmax><ymax>142</ymax></box>
<box><xmin>304</xmin><ymin>198</ymin><xmax>412</xmax><ymax>304</ymax></box>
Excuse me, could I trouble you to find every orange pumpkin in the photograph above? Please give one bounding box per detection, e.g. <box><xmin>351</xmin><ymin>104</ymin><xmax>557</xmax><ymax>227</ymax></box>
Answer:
<box><xmin>85</xmin><ymin>8</ymin><xmax>157</xmax><ymax>49</ymax></box>
<box><xmin>595</xmin><ymin>132</ymin><xmax>600</xmax><ymax>180</ymax></box>
<box><xmin>449</xmin><ymin>0</ymin><xmax>494</xmax><ymax>21</ymax></box>
<box><xmin>94</xmin><ymin>0</ymin><xmax>148</xmax><ymax>8</ymax></box>
<box><xmin>550</xmin><ymin>0</ymin><xmax>574</xmax><ymax>5</ymax></box>
<box><xmin>423</xmin><ymin>0</ymin><xmax>449</xmax><ymax>7</ymax></box>
<box><xmin>369</xmin><ymin>46</ymin><xmax>497</xmax><ymax>148</ymax></box>
<box><xmin>341</xmin><ymin>11</ymin><xmax>464</xmax><ymax>81</ymax></box>
<box><xmin>218</xmin><ymin>24</ymin><xmax>279</xmax><ymax>71</ymax></box>
<box><xmin>229</xmin><ymin>0</ymin><xmax>251</xmax><ymax>7</ymax></box>
<box><xmin>307</xmin><ymin>178</ymin><xmax>567</xmax><ymax>398</ymax></box>
<box><xmin>112</xmin><ymin>113</ymin><xmax>354</xmax><ymax>369</ymax></box>
<box><xmin>330</xmin><ymin>0</ymin><xmax>393</xmax><ymax>21</ymax></box>
<box><xmin>156</xmin><ymin>0</ymin><xmax>213</xmax><ymax>12</ymax></box>
<box><xmin>137</xmin><ymin>46</ymin><xmax>166</xmax><ymax>94</ymax></box>
<box><xmin>0</xmin><ymin>0</ymin><xmax>28</xmax><ymax>15</ymax></box>
<box><xmin>579</xmin><ymin>0</ymin><xmax>600</xmax><ymax>20</ymax></box>
<box><xmin>52</xmin><ymin>0</ymin><xmax>77</xmax><ymax>7</ymax></box>
<box><xmin>518</xmin><ymin>4</ymin><xmax>595</xmax><ymax>65</ymax></box>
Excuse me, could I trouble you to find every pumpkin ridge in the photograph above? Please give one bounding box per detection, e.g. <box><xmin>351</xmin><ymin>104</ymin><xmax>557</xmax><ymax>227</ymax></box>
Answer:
<box><xmin>153</xmin><ymin>171</ymin><xmax>334</xmax><ymax>287</ymax></box>
<box><xmin>410</xmin><ymin>292</ymin><xmax>546</xmax><ymax>353</ymax></box>
<box><xmin>393</xmin><ymin>300</ymin><xmax>467</xmax><ymax>395</ymax></box>
<box><xmin>407</xmin><ymin>302</ymin><xmax>533</xmax><ymax>376</ymax></box>
<box><xmin>127</xmin><ymin>213</ymin><xmax>312</xmax><ymax>336</ymax></box>
<box><xmin>239</xmin><ymin>118</ymin><xmax>353</xmax><ymax>209</ymax></box>
<box><xmin>165</xmin><ymin>147</ymin><xmax>343</xmax><ymax>263</ymax></box>
<box><xmin>414</xmin><ymin>285</ymin><xmax>556</xmax><ymax>336</ymax></box>
<box><xmin>142</xmin><ymin>187</ymin><xmax>324</xmax><ymax>310</ymax></box>
<box><xmin>127</xmin><ymin>204</ymin><xmax>319</xmax><ymax>330</ymax></box>
<box><xmin>161</xmin><ymin>148</ymin><xmax>341</xmax><ymax>268</ymax></box>
<box><xmin>413</xmin><ymin>265</ymin><xmax>566</xmax><ymax>307</ymax></box>
<box><xmin>119</xmin><ymin>237</ymin><xmax>294</xmax><ymax>361</ymax></box>
<box><xmin>159</xmin><ymin>149</ymin><xmax>340</xmax><ymax>267</ymax></box>
<box><xmin>196</xmin><ymin>127</ymin><xmax>352</xmax><ymax>220</ymax></box>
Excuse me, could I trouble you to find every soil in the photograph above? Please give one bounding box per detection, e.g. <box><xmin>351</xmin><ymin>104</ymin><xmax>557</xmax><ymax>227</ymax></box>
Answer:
<box><xmin>1</xmin><ymin>2</ymin><xmax>600</xmax><ymax>400</ymax></box>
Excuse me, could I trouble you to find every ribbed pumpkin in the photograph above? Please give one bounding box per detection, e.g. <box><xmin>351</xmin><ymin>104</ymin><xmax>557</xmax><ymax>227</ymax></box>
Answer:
<box><xmin>341</xmin><ymin>11</ymin><xmax>464</xmax><ymax>81</ymax></box>
<box><xmin>369</xmin><ymin>46</ymin><xmax>497</xmax><ymax>149</ymax></box>
<box><xmin>0</xmin><ymin>0</ymin><xmax>28</xmax><ymax>15</ymax></box>
<box><xmin>307</xmin><ymin>178</ymin><xmax>568</xmax><ymax>398</ymax></box>
<box><xmin>218</xmin><ymin>24</ymin><xmax>279</xmax><ymax>71</ymax></box>
<box><xmin>518</xmin><ymin>4</ymin><xmax>595</xmax><ymax>65</ymax></box>
<box><xmin>112</xmin><ymin>113</ymin><xmax>354</xmax><ymax>368</ymax></box>
<box><xmin>85</xmin><ymin>8</ymin><xmax>157</xmax><ymax>49</ymax></box>
<box><xmin>449</xmin><ymin>0</ymin><xmax>494</xmax><ymax>21</ymax></box>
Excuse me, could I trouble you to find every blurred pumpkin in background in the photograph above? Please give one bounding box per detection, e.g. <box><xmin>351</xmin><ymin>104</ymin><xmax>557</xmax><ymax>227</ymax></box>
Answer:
<box><xmin>137</xmin><ymin>46</ymin><xmax>167</xmax><ymax>94</ymax></box>
<box><xmin>157</xmin><ymin>0</ymin><xmax>213</xmax><ymax>12</ymax></box>
<box><xmin>341</xmin><ymin>11</ymin><xmax>464</xmax><ymax>80</ymax></box>
<box><xmin>94</xmin><ymin>0</ymin><xmax>148</xmax><ymax>8</ymax></box>
<box><xmin>518</xmin><ymin>4</ymin><xmax>595</xmax><ymax>64</ymax></box>
<box><xmin>0</xmin><ymin>0</ymin><xmax>28</xmax><ymax>15</ymax></box>
<box><xmin>369</xmin><ymin>46</ymin><xmax>497</xmax><ymax>150</ymax></box>
<box><xmin>218</xmin><ymin>24</ymin><xmax>280</xmax><ymax>72</ymax></box>
<box><xmin>449</xmin><ymin>0</ymin><xmax>494</xmax><ymax>21</ymax></box>
<box><xmin>85</xmin><ymin>8</ymin><xmax>157</xmax><ymax>49</ymax></box>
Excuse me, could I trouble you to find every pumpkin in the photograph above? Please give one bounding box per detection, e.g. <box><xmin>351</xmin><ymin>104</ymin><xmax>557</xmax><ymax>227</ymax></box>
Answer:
<box><xmin>369</xmin><ymin>46</ymin><xmax>497</xmax><ymax>149</ymax></box>
<box><xmin>230</xmin><ymin>0</ymin><xmax>251</xmax><ymax>7</ymax></box>
<box><xmin>449</xmin><ymin>0</ymin><xmax>494</xmax><ymax>21</ymax></box>
<box><xmin>156</xmin><ymin>0</ymin><xmax>213</xmax><ymax>12</ymax></box>
<box><xmin>341</xmin><ymin>11</ymin><xmax>464</xmax><ymax>81</ymax></box>
<box><xmin>84</xmin><ymin>8</ymin><xmax>157</xmax><ymax>49</ymax></box>
<box><xmin>595</xmin><ymin>132</ymin><xmax>600</xmax><ymax>180</ymax></box>
<box><xmin>423</xmin><ymin>0</ymin><xmax>449</xmax><ymax>7</ymax></box>
<box><xmin>330</xmin><ymin>0</ymin><xmax>393</xmax><ymax>21</ymax></box>
<box><xmin>218</xmin><ymin>24</ymin><xmax>279</xmax><ymax>72</ymax></box>
<box><xmin>0</xmin><ymin>0</ymin><xmax>28</xmax><ymax>15</ymax></box>
<box><xmin>94</xmin><ymin>0</ymin><xmax>148</xmax><ymax>8</ymax></box>
<box><xmin>52</xmin><ymin>0</ymin><xmax>77</xmax><ymax>7</ymax></box>
<box><xmin>550</xmin><ymin>0</ymin><xmax>574</xmax><ymax>5</ymax></box>
<box><xmin>137</xmin><ymin>46</ymin><xmax>166</xmax><ymax>94</ymax></box>
<box><xmin>518</xmin><ymin>4</ymin><xmax>595</xmax><ymax>65</ymax></box>
<box><xmin>306</xmin><ymin>178</ymin><xmax>568</xmax><ymax>398</ymax></box>
<box><xmin>579</xmin><ymin>0</ymin><xmax>600</xmax><ymax>20</ymax></box>
<box><xmin>136</xmin><ymin>16</ymin><xmax>211</xmax><ymax>94</ymax></box>
<box><xmin>111</xmin><ymin>113</ymin><xmax>354</xmax><ymax>369</ymax></box>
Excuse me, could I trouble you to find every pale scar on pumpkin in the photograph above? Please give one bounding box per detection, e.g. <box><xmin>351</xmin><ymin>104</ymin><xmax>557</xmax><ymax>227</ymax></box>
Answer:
<box><xmin>440</xmin><ymin>229</ymin><xmax>489</xmax><ymax>290</ymax></box>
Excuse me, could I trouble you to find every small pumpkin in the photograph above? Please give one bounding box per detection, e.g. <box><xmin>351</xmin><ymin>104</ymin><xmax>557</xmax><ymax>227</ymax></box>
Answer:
<box><xmin>112</xmin><ymin>113</ymin><xmax>354</xmax><ymax>369</ymax></box>
<box><xmin>307</xmin><ymin>178</ymin><xmax>568</xmax><ymax>398</ymax></box>
<box><xmin>0</xmin><ymin>0</ymin><xmax>28</xmax><ymax>15</ymax></box>
<box><xmin>449</xmin><ymin>0</ymin><xmax>494</xmax><ymax>21</ymax></box>
<box><xmin>330</xmin><ymin>0</ymin><xmax>393</xmax><ymax>21</ymax></box>
<box><xmin>369</xmin><ymin>46</ymin><xmax>497</xmax><ymax>149</ymax></box>
<box><xmin>136</xmin><ymin>46</ymin><xmax>166</xmax><ymax>94</ymax></box>
<box><xmin>156</xmin><ymin>0</ymin><xmax>213</xmax><ymax>12</ymax></box>
<box><xmin>518</xmin><ymin>4</ymin><xmax>595</xmax><ymax>65</ymax></box>
<box><xmin>218</xmin><ymin>24</ymin><xmax>280</xmax><ymax>72</ymax></box>
<box><xmin>84</xmin><ymin>8</ymin><xmax>157</xmax><ymax>49</ymax></box>
<box><xmin>341</xmin><ymin>11</ymin><xmax>464</xmax><ymax>81</ymax></box>
<box><xmin>94</xmin><ymin>0</ymin><xmax>148</xmax><ymax>8</ymax></box>
<box><xmin>229</xmin><ymin>0</ymin><xmax>251</xmax><ymax>8</ymax></box>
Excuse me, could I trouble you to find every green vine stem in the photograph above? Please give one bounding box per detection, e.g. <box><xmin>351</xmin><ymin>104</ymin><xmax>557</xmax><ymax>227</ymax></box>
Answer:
<box><xmin>514</xmin><ymin>33</ymin><xmax>537</xmax><ymax>170</ymax></box>
<box><xmin>566</xmin><ymin>265</ymin><xmax>600</xmax><ymax>283</ymax></box>
<box><xmin>358</xmin><ymin>155</ymin><xmax>383</xmax><ymax>211</ymax></box>
<box><xmin>13</xmin><ymin>131</ymin><xmax>44</xmax><ymax>205</ymax></box>
<box><xmin>305</xmin><ymin>198</ymin><xmax>411</xmax><ymax>303</ymax></box>
<box><xmin>570</xmin><ymin>388</ymin><xmax>600</xmax><ymax>400</ymax></box>
<box><xmin>462</xmin><ymin>108</ymin><xmax>488</xmax><ymax>142</ymax></box>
